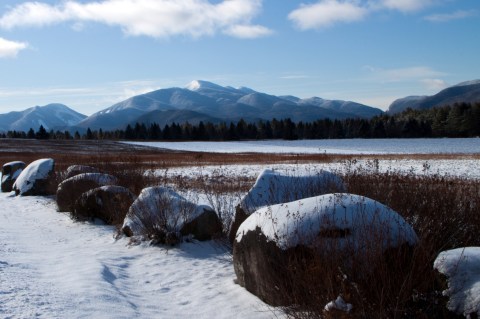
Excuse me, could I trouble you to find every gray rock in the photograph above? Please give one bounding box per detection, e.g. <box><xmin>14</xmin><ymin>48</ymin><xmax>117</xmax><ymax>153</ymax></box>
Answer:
<box><xmin>122</xmin><ymin>187</ymin><xmax>220</xmax><ymax>243</ymax></box>
<box><xmin>13</xmin><ymin>158</ymin><xmax>56</xmax><ymax>196</ymax></box>
<box><xmin>63</xmin><ymin>165</ymin><xmax>100</xmax><ymax>180</ymax></box>
<box><xmin>73</xmin><ymin>185</ymin><xmax>136</xmax><ymax>224</ymax></box>
<box><xmin>56</xmin><ymin>173</ymin><xmax>118</xmax><ymax>212</ymax></box>
<box><xmin>233</xmin><ymin>193</ymin><xmax>418</xmax><ymax>306</ymax></box>
<box><xmin>1</xmin><ymin>161</ymin><xmax>25</xmax><ymax>192</ymax></box>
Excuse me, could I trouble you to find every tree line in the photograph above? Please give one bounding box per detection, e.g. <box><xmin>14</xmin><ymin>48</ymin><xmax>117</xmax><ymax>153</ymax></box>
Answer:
<box><xmin>2</xmin><ymin>102</ymin><xmax>480</xmax><ymax>140</ymax></box>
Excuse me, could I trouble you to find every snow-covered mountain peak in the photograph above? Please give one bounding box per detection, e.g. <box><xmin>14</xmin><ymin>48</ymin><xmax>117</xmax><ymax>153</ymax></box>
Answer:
<box><xmin>186</xmin><ymin>80</ymin><xmax>225</xmax><ymax>91</ymax></box>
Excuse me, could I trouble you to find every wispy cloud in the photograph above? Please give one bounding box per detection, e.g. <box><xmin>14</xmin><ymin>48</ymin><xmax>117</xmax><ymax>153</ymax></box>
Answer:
<box><xmin>224</xmin><ymin>24</ymin><xmax>273</xmax><ymax>39</ymax></box>
<box><xmin>421</xmin><ymin>78</ymin><xmax>448</xmax><ymax>90</ymax></box>
<box><xmin>364</xmin><ymin>65</ymin><xmax>446</xmax><ymax>82</ymax></box>
<box><xmin>0</xmin><ymin>0</ymin><xmax>272</xmax><ymax>39</ymax></box>
<box><xmin>380</xmin><ymin>0</ymin><xmax>437</xmax><ymax>13</ymax></box>
<box><xmin>0</xmin><ymin>37</ymin><xmax>28</xmax><ymax>58</ymax></box>
<box><xmin>288</xmin><ymin>0</ymin><xmax>368</xmax><ymax>30</ymax></box>
<box><xmin>287</xmin><ymin>0</ymin><xmax>443</xmax><ymax>30</ymax></box>
<box><xmin>424</xmin><ymin>10</ymin><xmax>477</xmax><ymax>22</ymax></box>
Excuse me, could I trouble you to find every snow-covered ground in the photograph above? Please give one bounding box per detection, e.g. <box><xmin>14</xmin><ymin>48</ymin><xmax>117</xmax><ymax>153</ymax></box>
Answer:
<box><xmin>0</xmin><ymin>193</ymin><xmax>274</xmax><ymax>319</ymax></box>
<box><xmin>125</xmin><ymin>138</ymin><xmax>480</xmax><ymax>154</ymax></box>
<box><xmin>159</xmin><ymin>158</ymin><xmax>480</xmax><ymax>181</ymax></box>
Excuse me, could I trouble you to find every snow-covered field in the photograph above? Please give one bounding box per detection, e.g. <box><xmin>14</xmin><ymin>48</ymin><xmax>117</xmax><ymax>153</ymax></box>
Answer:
<box><xmin>2</xmin><ymin>139</ymin><xmax>480</xmax><ymax>318</ymax></box>
<box><xmin>125</xmin><ymin>138</ymin><xmax>480</xmax><ymax>154</ymax></box>
<box><xmin>0</xmin><ymin>193</ymin><xmax>274</xmax><ymax>319</ymax></box>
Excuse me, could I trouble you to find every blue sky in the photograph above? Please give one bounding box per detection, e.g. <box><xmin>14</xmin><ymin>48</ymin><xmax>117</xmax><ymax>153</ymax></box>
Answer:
<box><xmin>0</xmin><ymin>0</ymin><xmax>479</xmax><ymax>115</ymax></box>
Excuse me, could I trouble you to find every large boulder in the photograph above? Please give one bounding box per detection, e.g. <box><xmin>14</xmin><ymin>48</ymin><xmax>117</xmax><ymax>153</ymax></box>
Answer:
<box><xmin>63</xmin><ymin>165</ymin><xmax>100</xmax><ymax>180</ymax></box>
<box><xmin>434</xmin><ymin>247</ymin><xmax>480</xmax><ymax>318</ymax></box>
<box><xmin>1</xmin><ymin>161</ymin><xmax>25</xmax><ymax>192</ymax></box>
<box><xmin>73</xmin><ymin>185</ymin><xmax>136</xmax><ymax>224</ymax></box>
<box><xmin>13</xmin><ymin>158</ymin><xmax>56</xmax><ymax>196</ymax></box>
<box><xmin>233</xmin><ymin>193</ymin><xmax>418</xmax><ymax>306</ymax></box>
<box><xmin>122</xmin><ymin>187</ymin><xmax>221</xmax><ymax>244</ymax></box>
<box><xmin>229</xmin><ymin>168</ymin><xmax>345</xmax><ymax>244</ymax></box>
<box><xmin>56</xmin><ymin>173</ymin><xmax>118</xmax><ymax>212</ymax></box>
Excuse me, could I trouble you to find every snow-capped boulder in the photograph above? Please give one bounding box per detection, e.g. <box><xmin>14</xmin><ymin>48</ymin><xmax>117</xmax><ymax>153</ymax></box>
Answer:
<box><xmin>63</xmin><ymin>165</ymin><xmax>100</xmax><ymax>180</ymax></box>
<box><xmin>122</xmin><ymin>187</ymin><xmax>221</xmax><ymax>244</ymax></box>
<box><xmin>1</xmin><ymin>161</ymin><xmax>25</xmax><ymax>192</ymax></box>
<box><xmin>233</xmin><ymin>193</ymin><xmax>418</xmax><ymax>306</ymax></box>
<box><xmin>434</xmin><ymin>247</ymin><xmax>480</xmax><ymax>318</ymax></box>
<box><xmin>13</xmin><ymin>158</ymin><xmax>55</xmax><ymax>196</ymax></box>
<box><xmin>229</xmin><ymin>169</ymin><xmax>345</xmax><ymax>243</ymax></box>
<box><xmin>73</xmin><ymin>185</ymin><xmax>136</xmax><ymax>225</ymax></box>
<box><xmin>56</xmin><ymin>173</ymin><xmax>118</xmax><ymax>212</ymax></box>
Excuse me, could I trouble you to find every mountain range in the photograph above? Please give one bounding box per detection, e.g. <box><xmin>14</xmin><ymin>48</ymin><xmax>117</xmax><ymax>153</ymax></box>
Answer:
<box><xmin>0</xmin><ymin>80</ymin><xmax>479</xmax><ymax>133</ymax></box>
<box><xmin>73</xmin><ymin>80</ymin><xmax>383</xmax><ymax>131</ymax></box>
<box><xmin>0</xmin><ymin>103</ymin><xmax>86</xmax><ymax>132</ymax></box>
<box><xmin>388</xmin><ymin>80</ymin><xmax>480</xmax><ymax>114</ymax></box>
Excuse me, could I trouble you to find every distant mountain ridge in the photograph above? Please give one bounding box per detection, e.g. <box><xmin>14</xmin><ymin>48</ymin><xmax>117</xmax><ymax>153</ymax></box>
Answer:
<box><xmin>0</xmin><ymin>103</ymin><xmax>86</xmax><ymax>132</ymax></box>
<box><xmin>388</xmin><ymin>80</ymin><xmax>480</xmax><ymax>114</ymax></box>
<box><xmin>76</xmin><ymin>80</ymin><xmax>383</xmax><ymax>131</ymax></box>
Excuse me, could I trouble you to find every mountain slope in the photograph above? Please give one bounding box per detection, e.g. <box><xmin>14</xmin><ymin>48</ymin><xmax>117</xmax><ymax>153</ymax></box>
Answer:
<box><xmin>388</xmin><ymin>80</ymin><xmax>480</xmax><ymax>114</ymax></box>
<box><xmin>75</xmin><ymin>80</ymin><xmax>383</xmax><ymax>130</ymax></box>
<box><xmin>0</xmin><ymin>103</ymin><xmax>86</xmax><ymax>132</ymax></box>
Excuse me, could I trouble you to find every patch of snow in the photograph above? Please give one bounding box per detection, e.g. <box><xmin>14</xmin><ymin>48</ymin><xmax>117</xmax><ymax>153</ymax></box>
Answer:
<box><xmin>0</xmin><ymin>193</ymin><xmax>275</xmax><ymax>319</ymax></box>
<box><xmin>12</xmin><ymin>158</ymin><xmax>54</xmax><ymax>195</ymax></box>
<box><xmin>124</xmin><ymin>138</ymin><xmax>480</xmax><ymax>155</ymax></box>
<box><xmin>324</xmin><ymin>296</ymin><xmax>353</xmax><ymax>313</ymax></box>
<box><xmin>434</xmin><ymin>247</ymin><xmax>480</xmax><ymax>318</ymax></box>
<box><xmin>236</xmin><ymin>193</ymin><xmax>418</xmax><ymax>250</ymax></box>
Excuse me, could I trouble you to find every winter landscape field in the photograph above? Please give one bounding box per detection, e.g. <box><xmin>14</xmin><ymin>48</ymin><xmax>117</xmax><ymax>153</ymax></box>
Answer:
<box><xmin>1</xmin><ymin>138</ymin><xmax>480</xmax><ymax>318</ymax></box>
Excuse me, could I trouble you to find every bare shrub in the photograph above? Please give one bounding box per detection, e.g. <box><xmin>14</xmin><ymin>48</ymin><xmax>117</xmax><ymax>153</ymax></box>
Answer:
<box><xmin>277</xmin><ymin>166</ymin><xmax>480</xmax><ymax>319</ymax></box>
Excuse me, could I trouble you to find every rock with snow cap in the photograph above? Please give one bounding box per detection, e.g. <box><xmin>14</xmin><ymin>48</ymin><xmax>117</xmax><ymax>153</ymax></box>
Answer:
<box><xmin>73</xmin><ymin>185</ymin><xmax>136</xmax><ymax>224</ymax></box>
<box><xmin>13</xmin><ymin>158</ymin><xmax>56</xmax><ymax>196</ymax></box>
<box><xmin>122</xmin><ymin>186</ymin><xmax>220</xmax><ymax>243</ymax></box>
<box><xmin>229</xmin><ymin>168</ymin><xmax>345</xmax><ymax>244</ymax></box>
<box><xmin>63</xmin><ymin>165</ymin><xmax>101</xmax><ymax>180</ymax></box>
<box><xmin>56</xmin><ymin>173</ymin><xmax>118</xmax><ymax>212</ymax></box>
<box><xmin>1</xmin><ymin>161</ymin><xmax>25</xmax><ymax>192</ymax></box>
<box><xmin>233</xmin><ymin>193</ymin><xmax>418</xmax><ymax>306</ymax></box>
<box><xmin>434</xmin><ymin>247</ymin><xmax>480</xmax><ymax>318</ymax></box>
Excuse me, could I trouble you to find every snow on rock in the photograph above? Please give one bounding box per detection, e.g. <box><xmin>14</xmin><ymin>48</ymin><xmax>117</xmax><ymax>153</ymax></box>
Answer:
<box><xmin>122</xmin><ymin>187</ymin><xmax>220</xmax><ymax>243</ymax></box>
<box><xmin>434</xmin><ymin>247</ymin><xmax>480</xmax><ymax>318</ymax></box>
<box><xmin>229</xmin><ymin>168</ymin><xmax>345</xmax><ymax>244</ymax></box>
<box><xmin>238</xmin><ymin>169</ymin><xmax>346</xmax><ymax>214</ymax></box>
<box><xmin>12</xmin><ymin>158</ymin><xmax>55</xmax><ymax>196</ymax></box>
<box><xmin>236</xmin><ymin>193</ymin><xmax>418</xmax><ymax>251</ymax></box>
<box><xmin>64</xmin><ymin>164</ymin><xmax>100</xmax><ymax>180</ymax></box>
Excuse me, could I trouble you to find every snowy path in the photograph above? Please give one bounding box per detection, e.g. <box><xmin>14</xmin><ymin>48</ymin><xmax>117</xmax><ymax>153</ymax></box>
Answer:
<box><xmin>0</xmin><ymin>193</ymin><xmax>274</xmax><ymax>319</ymax></box>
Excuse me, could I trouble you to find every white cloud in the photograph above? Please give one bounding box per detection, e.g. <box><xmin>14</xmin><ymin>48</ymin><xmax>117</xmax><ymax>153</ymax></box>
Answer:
<box><xmin>287</xmin><ymin>0</ymin><xmax>445</xmax><ymax>30</ymax></box>
<box><xmin>380</xmin><ymin>0</ymin><xmax>437</xmax><ymax>13</ymax></box>
<box><xmin>224</xmin><ymin>24</ymin><xmax>273</xmax><ymax>38</ymax></box>
<box><xmin>364</xmin><ymin>65</ymin><xmax>446</xmax><ymax>82</ymax></box>
<box><xmin>288</xmin><ymin>0</ymin><xmax>368</xmax><ymax>30</ymax></box>
<box><xmin>0</xmin><ymin>0</ymin><xmax>271</xmax><ymax>39</ymax></box>
<box><xmin>421</xmin><ymin>78</ymin><xmax>448</xmax><ymax>90</ymax></box>
<box><xmin>0</xmin><ymin>37</ymin><xmax>28</xmax><ymax>58</ymax></box>
<box><xmin>424</xmin><ymin>10</ymin><xmax>477</xmax><ymax>22</ymax></box>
